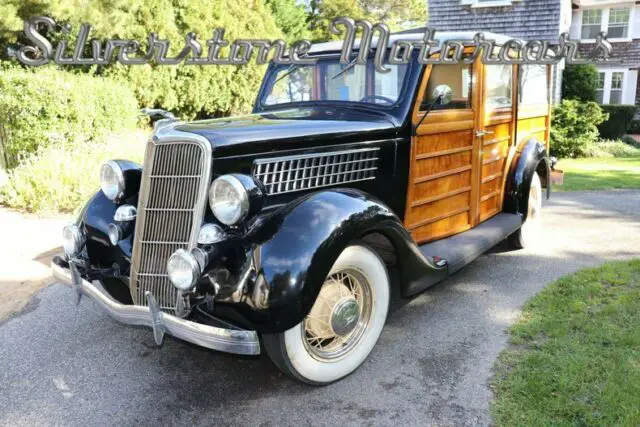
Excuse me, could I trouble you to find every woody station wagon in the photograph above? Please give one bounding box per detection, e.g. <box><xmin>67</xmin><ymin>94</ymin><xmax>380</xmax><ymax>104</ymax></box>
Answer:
<box><xmin>53</xmin><ymin>29</ymin><xmax>552</xmax><ymax>384</ymax></box>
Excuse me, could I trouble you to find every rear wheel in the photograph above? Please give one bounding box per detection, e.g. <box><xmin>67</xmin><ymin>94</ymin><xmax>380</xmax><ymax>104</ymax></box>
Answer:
<box><xmin>508</xmin><ymin>172</ymin><xmax>543</xmax><ymax>249</ymax></box>
<box><xmin>263</xmin><ymin>244</ymin><xmax>389</xmax><ymax>385</ymax></box>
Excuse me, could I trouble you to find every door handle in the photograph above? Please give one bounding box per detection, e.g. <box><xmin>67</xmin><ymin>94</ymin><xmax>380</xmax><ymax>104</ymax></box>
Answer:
<box><xmin>475</xmin><ymin>130</ymin><xmax>494</xmax><ymax>137</ymax></box>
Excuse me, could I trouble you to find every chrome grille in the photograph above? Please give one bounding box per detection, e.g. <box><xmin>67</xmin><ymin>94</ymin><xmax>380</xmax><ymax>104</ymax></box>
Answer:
<box><xmin>130</xmin><ymin>137</ymin><xmax>211</xmax><ymax>312</ymax></box>
<box><xmin>252</xmin><ymin>148</ymin><xmax>379</xmax><ymax>195</ymax></box>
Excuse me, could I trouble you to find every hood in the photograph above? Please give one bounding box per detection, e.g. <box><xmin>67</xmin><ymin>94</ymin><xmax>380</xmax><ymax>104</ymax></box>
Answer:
<box><xmin>174</xmin><ymin>106</ymin><xmax>398</xmax><ymax>157</ymax></box>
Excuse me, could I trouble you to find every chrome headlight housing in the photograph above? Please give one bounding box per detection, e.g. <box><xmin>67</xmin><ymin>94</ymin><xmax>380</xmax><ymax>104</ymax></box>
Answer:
<box><xmin>62</xmin><ymin>224</ymin><xmax>85</xmax><ymax>258</ymax></box>
<box><xmin>167</xmin><ymin>249</ymin><xmax>201</xmax><ymax>291</ymax></box>
<box><xmin>208</xmin><ymin>175</ymin><xmax>250</xmax><ymax>226</ymax></box>
<box><xmin>100</xmin><ymin>160</ymin><xmax>125</xmax><ymax>201</ymax></box>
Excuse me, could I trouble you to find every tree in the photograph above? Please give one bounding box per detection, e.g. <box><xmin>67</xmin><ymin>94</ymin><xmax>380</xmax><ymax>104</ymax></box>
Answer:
<box><xmin>562</xmin><ymin>64</ymin><xmax>599</xmax><ymax>103</ymax></box>
<box><xmin>265</xmin><ymin>0</ymin><xmax>310</xmax><ymax>42</ymax></box>
<box><xmin>0</xmin><ymin>0</ymin><xmax>284</xmax><ymax>118</ymax></box>
<box><xmin>308</xmin><ymin>0</ymin><xmax>427</xmax><ymax>42</ymax></box>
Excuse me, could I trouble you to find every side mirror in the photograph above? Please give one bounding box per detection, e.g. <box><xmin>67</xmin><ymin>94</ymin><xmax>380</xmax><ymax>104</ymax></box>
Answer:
<box><xmin>140</xmin><ymin>108</ymin><xmax>176</xmax><ymax>121</ymax></box>
<box><xmin>432</xmin><ymin>85</ymin><xmax>453</xmax><ymax>106</ymax></box>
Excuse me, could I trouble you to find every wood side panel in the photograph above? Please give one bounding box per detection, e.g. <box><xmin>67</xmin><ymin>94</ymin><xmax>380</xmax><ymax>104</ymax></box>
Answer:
<box><xmin>410</xmin><ymin>211</ymin><xmax>472</xmax><ymax>244</ymax></box>
<box><xmin>407</xmin><ymin>191</ymin><xmax>471</xmax><ymax>230</ymax></box>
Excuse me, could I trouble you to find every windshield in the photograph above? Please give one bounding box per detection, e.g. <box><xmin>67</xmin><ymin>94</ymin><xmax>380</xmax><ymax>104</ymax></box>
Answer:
<box><xmin>260</xmin><ymin>56</ymin><xmax>409</xmax><ymax>108</ymax></box>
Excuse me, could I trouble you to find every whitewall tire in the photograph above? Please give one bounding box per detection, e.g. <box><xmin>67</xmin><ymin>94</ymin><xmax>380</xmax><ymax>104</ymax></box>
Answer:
<box><xmin>263</xmin><ymin>244</ymin><xmax>390</xmax><ymax>385</ymax></box>
<box><xmin>508</xmin><ymin>171</ymin><xmax>543</xmax><ymax>249</ymax></box>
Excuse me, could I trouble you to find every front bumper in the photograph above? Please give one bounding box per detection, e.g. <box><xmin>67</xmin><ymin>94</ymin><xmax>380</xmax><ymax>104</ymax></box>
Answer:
<box><xmin>51</xmin><ymin>260</ymin><xmax>260</xmax><ymax>355</ymax></box>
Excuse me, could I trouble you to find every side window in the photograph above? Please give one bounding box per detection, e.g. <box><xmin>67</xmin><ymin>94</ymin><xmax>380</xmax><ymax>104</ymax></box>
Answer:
<box><xmin>486</xmin><ymin>64</ymin><xmax>512</xmax><ymax>109</ymax></box>
<box><xmin>519</xmin><ymin>65</ymin><xmax>548</xmax><ymax>106</ymax></box>
<box><xmin>422</xmin><ymin>63</ymin><xmax>473</xmax><ymax>111</ymax></box>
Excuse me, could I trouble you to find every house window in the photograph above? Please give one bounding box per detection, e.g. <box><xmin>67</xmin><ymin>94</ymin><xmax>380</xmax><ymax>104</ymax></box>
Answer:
<box><xmin>610</xmin><ymin>72</ymin><xmax>624</xmax><ymax>105</ymax></box>
<box><xmin>486</xmin><ymin>64</ymin><xmax>512</xmax><ymax>109</ymax></box>
<box><xmin>608</xmin><ymin>8</ymin><xmax>630</xmax><ymax>39</ymax></box>
<box><xmin>596</xmin><ymin>72</ymin><xmax>605</xmax><ymax>104</ymax></box>
<box><xmin>581</xmin><ymin>9</ymin><xmax>603</xmax><ymax>39</ymax></box>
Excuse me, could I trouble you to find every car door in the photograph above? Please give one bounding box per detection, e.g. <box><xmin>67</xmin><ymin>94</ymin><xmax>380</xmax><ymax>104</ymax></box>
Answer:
<box><xmin>404</xmin><ymin>58</ymin><xmax>483</xmax><ymax>244</ymax></box>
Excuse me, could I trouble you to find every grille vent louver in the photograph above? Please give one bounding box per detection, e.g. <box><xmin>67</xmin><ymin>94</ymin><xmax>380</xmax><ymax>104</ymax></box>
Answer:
<box><xmin>252</xmin><ymin>148</ymin><xmax>379</xmax><ymax>195</ymax></box>
<box><xmin>130</xmin><ymin>139</ymin><xmax>211</xmax><ymax>312</ymax></box>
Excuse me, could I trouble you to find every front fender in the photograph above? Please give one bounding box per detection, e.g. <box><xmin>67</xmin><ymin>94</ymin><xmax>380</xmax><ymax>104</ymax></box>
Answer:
<box><xmin>243</xmin><ymin>189</ymin><xmax>445</xmax><ymax>332</ymax></box>
<box><xmin>503</xmin><ymin>138</ymin><xmax>551</xmax><ymax>221</ymax></box>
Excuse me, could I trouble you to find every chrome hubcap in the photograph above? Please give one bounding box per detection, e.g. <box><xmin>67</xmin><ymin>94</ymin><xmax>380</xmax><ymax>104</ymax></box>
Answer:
<box><xmin>330</xmin><ymin>298</ymin><xmax>360</xmax><ymax>336</ymax></box>
<box><xmin>303</xmin><ymin>269</ymin><xmax>372</xmax><ymax>361</ymax></box>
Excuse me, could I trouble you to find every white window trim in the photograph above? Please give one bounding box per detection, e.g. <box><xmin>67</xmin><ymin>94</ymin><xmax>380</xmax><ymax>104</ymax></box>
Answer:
<box><xmin>597</xmin><ymin>69</ymin><xmax>630</xmax><ymax>105</ymax></box>
<box><xmin>579</xmin><ymin>6</ymin><xmax>634</xmax><ymax>42</ymax></box>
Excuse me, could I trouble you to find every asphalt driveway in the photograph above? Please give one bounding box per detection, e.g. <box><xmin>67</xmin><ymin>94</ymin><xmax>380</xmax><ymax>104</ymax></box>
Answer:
<box><xmin>1</xmin><ymin>191</ymin><xmax>639</xmax><ymax>426</ymax></box>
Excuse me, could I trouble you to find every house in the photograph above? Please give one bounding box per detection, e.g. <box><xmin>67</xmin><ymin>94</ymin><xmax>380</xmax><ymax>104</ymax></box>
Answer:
<box><xmin>569</xmin><ymin>0</ymin><xmax>639</xmax><ymax>106</ymax></box>
<box><xmin>427</xmin><ymin>0</ymin><xmax>573</xmax><ymax>104</ymax></box>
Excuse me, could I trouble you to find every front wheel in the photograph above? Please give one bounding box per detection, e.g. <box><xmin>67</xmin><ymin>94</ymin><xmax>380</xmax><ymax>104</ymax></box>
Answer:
<box><xmin>508</xmin><ymin>171</ymin><xmax>543</xmax><ymax>249</ymax></box>
<box><xmin>263</xmin><ymin>244</ymin><xmax>390</xmax><ymax>385</ymax></box>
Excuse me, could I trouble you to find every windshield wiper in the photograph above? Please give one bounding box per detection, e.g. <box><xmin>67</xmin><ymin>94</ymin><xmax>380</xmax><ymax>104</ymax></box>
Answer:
<box><xmin>273</xmin><ymin>64</ymin><xmax>302</xmax><ymax>85</ymax></box>
<box><xmin>331</xmin><ymin>57</ymin><xmax>359</xmax><ymax>80</ymax></box>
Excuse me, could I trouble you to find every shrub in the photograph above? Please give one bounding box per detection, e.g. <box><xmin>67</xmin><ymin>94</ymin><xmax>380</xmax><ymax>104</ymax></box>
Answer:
<box><xmin>562</xmin><ymin>64</ymin><xmax>599</xmax><ymax>103</ymax></box>
<box><xmin>582</xmin><ymin>139</ymin><xmax>640</xmax><ymax>158</ymax></box>
<box><xmin>550</xmin><ymin>100</ymin><xmax>608</xmax><ymax>158</ymax></box>
<box><xmin>0</xmin><ymin>130</ymin><xmax>146</xmax><ymax>213</ymax></box>
<box><xmin>597</xmin><ymin>105</ymin><xmax>638</xmax><ymax>140</ymax></box>
<box><xmin>0</xmin><ymin>68</ymin><xmax>139</xmax><ymax>168</ymax></box>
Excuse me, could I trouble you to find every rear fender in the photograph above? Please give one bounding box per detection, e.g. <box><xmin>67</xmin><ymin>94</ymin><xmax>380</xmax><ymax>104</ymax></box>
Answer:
<box><xmin>503</xmin><ymin>138</ymin><xmax>551</xmax><ymax>221</ymax></box>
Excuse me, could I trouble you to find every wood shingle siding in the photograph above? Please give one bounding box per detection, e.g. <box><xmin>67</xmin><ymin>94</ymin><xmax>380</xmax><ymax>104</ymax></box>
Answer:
<box><xmin>428</xmin><ymin>0</ymin><xmax>562</xmax><ymax>42</ymax></box>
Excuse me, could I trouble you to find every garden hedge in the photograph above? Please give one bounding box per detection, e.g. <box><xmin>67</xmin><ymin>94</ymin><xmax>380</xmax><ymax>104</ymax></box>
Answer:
<box><xmin>597</xmin><ymin>105</ymin><xmax>638</xmax><ymax>140</ymax></box>
<box><xmin>0</xmin><ymin>68</ymin><xmax>139</xmax><ymax>168</ymax></box>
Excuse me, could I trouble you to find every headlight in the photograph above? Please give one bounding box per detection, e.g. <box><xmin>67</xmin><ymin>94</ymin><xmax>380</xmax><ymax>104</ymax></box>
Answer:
<box><xmin>100</xmin><ymin>160</ymin><xmax>125</xmax><ymax>201</ymax></box>
<box><xmin>167</xmin><ymin>249</ymin><xmax>201</xmax><ymax>291</ymax></box>
<box><xmin>208</xmin><ymin>175</ymin><xmax>250</xmax><ymax>226</ymax></box>
<box><xmin>62</xmin><ymin>224</ymin><xmax>84</xmax><ymax>258</ymax></box>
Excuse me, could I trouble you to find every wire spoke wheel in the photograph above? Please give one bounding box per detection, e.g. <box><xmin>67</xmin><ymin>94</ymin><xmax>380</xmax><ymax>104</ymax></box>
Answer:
<box><xmin>302</xmin><ymin>269</ymin><xmax>373</xmax><ymax>361</ymax></box>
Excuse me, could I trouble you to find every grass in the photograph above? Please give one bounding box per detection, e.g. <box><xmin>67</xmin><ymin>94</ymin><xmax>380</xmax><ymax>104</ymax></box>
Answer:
<box><xmin>555</xmin><ymin>157</ymin><xmax>640</xmax><ymax>191</ymax></box>
<box><xmin>491</xmin><ymin>259</ymin><xmax>640</xmax><ymax>426</ymax></box>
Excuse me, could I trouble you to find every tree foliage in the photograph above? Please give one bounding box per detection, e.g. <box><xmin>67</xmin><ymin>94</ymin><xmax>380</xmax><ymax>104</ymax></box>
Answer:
<box><xmin>265</xmin><ymin>0</ymin><xmax>310</xmax><ymax>42</ymax></box>
<box><xmin>1</xmin><ymin>0</ymin><xmax>284</xmax><ymax>119</ymax></box>
<box><xmin>308</xmin><ymin>0</ymin><xmax>427</xmax><ymax>41</ymax></box>
<box><xmin>562</xmin><ymin>64</ymin><xmax>599</xmax><ymax>103</ymax></box>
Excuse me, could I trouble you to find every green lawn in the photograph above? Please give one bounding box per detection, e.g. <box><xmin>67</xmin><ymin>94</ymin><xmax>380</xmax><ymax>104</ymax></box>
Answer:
<box><xmin>555</xmin><ymin>157</ymin><xmax>640</xmax><ymax>191</ymax></box>
<box><xmin>491</xmin><ymin>260</ymin><xmax>640</xmax><ymax>426</ymax></box>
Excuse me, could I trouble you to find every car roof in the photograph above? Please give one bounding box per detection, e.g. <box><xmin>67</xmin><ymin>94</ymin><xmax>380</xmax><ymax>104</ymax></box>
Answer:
<box><xmin>308</xmin><ymin>28</ymin><xmax>524</xmax><ymax>55</ymax></box>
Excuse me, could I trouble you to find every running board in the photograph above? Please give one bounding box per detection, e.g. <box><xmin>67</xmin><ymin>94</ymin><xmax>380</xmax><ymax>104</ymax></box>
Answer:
<box><xmin>419</xmin><ymin>213</ymin><xmax>522</xmax><ymax>275</ymax></box>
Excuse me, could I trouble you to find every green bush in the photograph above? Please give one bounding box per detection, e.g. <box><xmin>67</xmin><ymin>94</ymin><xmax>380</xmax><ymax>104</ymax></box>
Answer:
<box><xmin>582</xmin><ymin>139</ymin><xmax>640</xmax><ymax>158</ymax></box>
<box><xmin>0</xmin><ymin>130</ymin><xmax>146</xmax><ymax>213</ymax></box>
<box><xmin>597</xmin><ymin>105</ymin><xmax>638</xmax><ymax>140</ymax></box>
<box><xmin>628</xmin><ymin>120</ymin><xmax>640</xmax><ymax>134</ymax></box>
<box><xmin>0</xmin><ymin>68</ymin><xmax>139</xmax><ymax>168</ymax></box>
<box><xmin>550</xmin><ymin>100</ymin><xmax>608</xmax><ymax>158</ymax></box>
<box><xmin>562</xmin><ymin>64</ymin><xmax>599</xmax><ymax>103</ymax></box>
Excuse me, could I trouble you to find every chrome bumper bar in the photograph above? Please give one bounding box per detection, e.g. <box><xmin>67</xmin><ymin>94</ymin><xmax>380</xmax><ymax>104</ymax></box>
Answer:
<box><xmin>51</xmin><ymin>261</ymin><xmax>260</xmax><ymax>355</ymax></box>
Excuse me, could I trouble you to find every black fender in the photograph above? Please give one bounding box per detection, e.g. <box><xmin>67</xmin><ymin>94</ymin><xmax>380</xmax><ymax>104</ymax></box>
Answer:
<box><xmin>503</xmin><ymin>138</ymin><xmax>551</xmax><ymax>221</ymax></box>
<box><xmin>242</xmin><ymin>189</ymin><xmax>446</xmax><ymax>332</ymax></box>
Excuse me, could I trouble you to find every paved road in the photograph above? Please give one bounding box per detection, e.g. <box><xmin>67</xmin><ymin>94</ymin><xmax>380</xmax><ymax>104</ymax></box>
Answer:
<box><xmin>1</xmin><ymin>191</ymin><xmax>639</xmax><ymax>426</ymax></box>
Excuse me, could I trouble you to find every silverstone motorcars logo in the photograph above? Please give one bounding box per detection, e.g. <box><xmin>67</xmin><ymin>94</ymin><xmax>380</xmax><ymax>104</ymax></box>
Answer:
<box><xmin>10</xmin><ymin>16</ymin><xmax>614</xmax><ymax>71</ymax></box>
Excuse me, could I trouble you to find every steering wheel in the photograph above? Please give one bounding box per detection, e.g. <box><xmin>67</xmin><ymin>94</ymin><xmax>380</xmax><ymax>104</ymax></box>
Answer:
<box><xmin>359</xmin><ymin>95</ymin><xmax>395</xmax><ymax>105</ymax></box>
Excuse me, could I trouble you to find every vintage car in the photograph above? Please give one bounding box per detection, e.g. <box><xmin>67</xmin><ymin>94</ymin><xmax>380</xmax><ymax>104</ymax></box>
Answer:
<box><xmin>52</xmin><ymin>29</ymin><xmax>552</xmax><ymax>385</ymax></box>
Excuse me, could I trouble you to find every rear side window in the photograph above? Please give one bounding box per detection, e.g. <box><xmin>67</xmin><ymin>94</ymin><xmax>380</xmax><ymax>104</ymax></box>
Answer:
<box><xmin>485</xmin><ymin>64</ymin><xmax>513</xmax><ymax>109</ymax></box>
<box><xmin>519</xmin><ymin>65</ymin><xmax>548</xmax><ymax>106</ymax></box>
